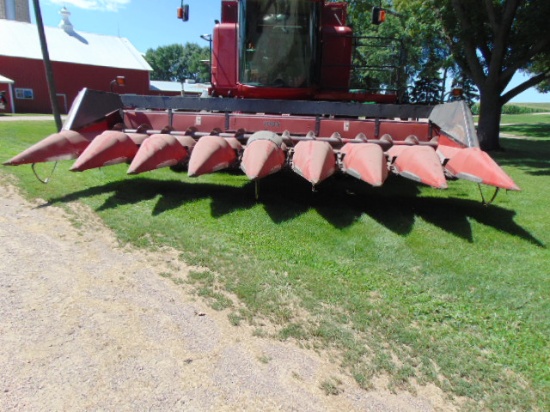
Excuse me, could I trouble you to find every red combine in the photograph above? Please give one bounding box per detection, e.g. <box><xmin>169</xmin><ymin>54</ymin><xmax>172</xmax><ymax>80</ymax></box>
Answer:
<box><xmin>4</xmin><ymin>0</ymin><xmax>519</xmax><ymax>200</ymax></box>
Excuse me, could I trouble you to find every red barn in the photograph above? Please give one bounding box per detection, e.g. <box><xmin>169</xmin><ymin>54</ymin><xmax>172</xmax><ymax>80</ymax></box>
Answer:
<box><xmin>0</xmin><ymin>11</ymin><xmax>152</xmax><ymax>114</ymax></box>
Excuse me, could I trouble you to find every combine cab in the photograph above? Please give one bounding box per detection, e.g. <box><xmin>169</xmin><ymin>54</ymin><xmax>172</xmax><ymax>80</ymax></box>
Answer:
<box><xmin>4</xmin><ymin>0</ymin><xmax>519</xmax><ymax>200</ymax></box>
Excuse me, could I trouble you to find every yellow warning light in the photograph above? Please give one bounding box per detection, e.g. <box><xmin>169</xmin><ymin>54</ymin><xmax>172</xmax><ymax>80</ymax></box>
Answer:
<box><xmin>372</xmin><ymin>7</ymin><xmax>386</xmax><ymax>25</ymax></box>
<box><xmin>110</xmin><ymin>76</ymin><xmax>126</xmax><ymax>92</ymax></box>
<box><xmin>451</xmin><ymin>88</ymin><xmax>463</xmax><ymax>97</ymax></box>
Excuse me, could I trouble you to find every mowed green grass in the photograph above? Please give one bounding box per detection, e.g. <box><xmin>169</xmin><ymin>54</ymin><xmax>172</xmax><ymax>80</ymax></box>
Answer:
<box><xmin>1</xmin><ymin>120</ymin><xmax>549</xmax><ymax>411</ymax></box>
<box><xmin>500</xmin><ymin>113</ymin><xmax>550</xmax><ymax>139</ymax></box>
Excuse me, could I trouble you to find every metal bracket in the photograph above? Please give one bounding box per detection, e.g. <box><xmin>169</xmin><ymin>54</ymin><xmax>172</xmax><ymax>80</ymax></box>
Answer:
<box><xmin>31</xmin><ymin>162</ymin><xmax>58</xmax><ymax>184</ymax></box>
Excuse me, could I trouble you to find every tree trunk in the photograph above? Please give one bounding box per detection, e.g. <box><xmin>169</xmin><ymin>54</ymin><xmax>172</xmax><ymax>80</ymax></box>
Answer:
<box><xmin>476</xmin><ymin>91</ymin><xmax>502</xmax><ymax>151</ymax></box>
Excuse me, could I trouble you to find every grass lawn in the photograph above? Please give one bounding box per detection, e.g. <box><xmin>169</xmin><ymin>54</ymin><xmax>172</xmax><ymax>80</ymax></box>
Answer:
<box><xmin>500</xmin><ymin>113</ymin><xmax>550</xmax><ymax>139</ymax></box>
<box><xmin>0</xmin><ymin>113</ymin><xmax>55</xmax><ymax>117</ymax></box>
<box><xmin>1</xmin><ymin>119</ymin><xmax>549</xmax><ymax>411</ymax></box>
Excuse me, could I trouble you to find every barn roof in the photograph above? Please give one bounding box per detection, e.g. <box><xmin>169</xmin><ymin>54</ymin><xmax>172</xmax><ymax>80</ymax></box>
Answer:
<box><xmin>149</xmin><ymin>80</ymin><xmax>211</xmax><ymax>95</ymax></box>
<box><xmin>0</xmin><ymin>19</ymin><xmax>152</xmax><ymax>72</ymax></box>
<box><xmin>150</xmin><ymin>80</ymin><xmax>183</xmax><ymax>93</ymax></box>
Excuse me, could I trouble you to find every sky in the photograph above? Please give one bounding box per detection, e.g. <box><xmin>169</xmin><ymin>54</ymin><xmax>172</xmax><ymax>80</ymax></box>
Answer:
<box><xmin>29</xmin><ymin>0</ymin><xmax>548</xmax><ymax>103</ymax></box>
<box><xmin>32</xmin><ymin>0</ymin><xmax>220</xmax><ymax>51</ymax></box>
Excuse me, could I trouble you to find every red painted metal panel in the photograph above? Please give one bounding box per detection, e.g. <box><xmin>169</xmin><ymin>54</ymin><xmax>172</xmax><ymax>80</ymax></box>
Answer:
<box><xmin>438</xmin><ymin>134</ymin><xmax>465</xmax><ymax>149</ymax></box>
<box><xmin>212</xmin><ymin>23</ymin><xmax>238</xmax><ymax>95</ymax></box>
<box><xmin>172</xmin><ymin>112</ymin><xmax>226</xmax><ymax>134</ymax></box>
<box><xmin>79</xmin><ymin>119</ymin><xmax>115</xmax><ymax>134</ymax></box>
<box><xmin>221</xmin><ymin>0</ymin><xmax>238</xmax><ymax>23</ymax></box>
<box><xmin>319</xmin><ymin>118</ymin><xmax>376</xmax><ymax>139</ymax></box>
<box><xmin>320</xmin><ymin>26</ymin><xmax>353</xmax><ymax>90</ymax></box>
<box><xmin>379</xmin><ymin>121</ymin><xmax>431</xmax><ymax>142</ymax></box>
<box><xmin>322</xmin><ymin>2</ymin><xmax>348</xmax><ymax>26</ymax></box>
<box><xmin>229</xmin><ymin>114</ymin><xmax>316</xmax><ymax>135</ymax></box>
<box><xmin>124</xmin><ymin>111</ymin><xmax>170</xmax><ymax>130</ymax></box>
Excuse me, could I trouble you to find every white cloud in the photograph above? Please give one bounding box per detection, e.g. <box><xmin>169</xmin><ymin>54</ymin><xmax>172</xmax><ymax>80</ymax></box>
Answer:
<box><xmin>47</xmin><ymin>0</ymin><xmax>131</xmax><ymax>12</ymax></box>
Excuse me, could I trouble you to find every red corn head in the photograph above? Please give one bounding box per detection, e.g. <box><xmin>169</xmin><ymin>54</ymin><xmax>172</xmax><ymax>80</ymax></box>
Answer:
<box><xmin>4</xmin><ymin>130</ymin><xmax>94</xmax><ymax>166</ymax></box>
<box><xmin>341</xmin><ymin>143</ymin><xmax>388</xmax><ymax>187</ymax></box>
<box><xmin>188</xmin><ymin>135</ymin><xmax>239</xmax><ymax>177</ymax></box>
<box><xmin>292</xmin><ymin>140</ymin><xmax>336</xmax><ymax>186</ymax></box>
<box><xmin>128</xmin><ymin>134</ymin><xmax>189</xmax><ymax>175</ymax></box>
<box><xmin>388</xmin><ymin>145</ymin><xmax>447</xmax><ymax>189</ymax></box>
<box><xmin>174</xmin><ymin>134</ymin><xmax>197</xmax><ymax>150</ymax></box>
<box><xmin>241</xmin><ymin>132</ymin><xmax>286</xmax><ymax>180</ymax></box>
<box><xmin>445</xmin><ymin>147</ymin><xmax>520</xmax><ymax>190</ymax></box>
<box><xmin>70</xmin><ymin>130</ymin><xmax>141</xmax><ymax>172</ymax></box>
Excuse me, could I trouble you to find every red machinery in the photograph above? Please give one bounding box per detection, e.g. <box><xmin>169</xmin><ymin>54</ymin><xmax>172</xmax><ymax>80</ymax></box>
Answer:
<box><xmin>4</xmin><ymin>0</ymin><xmax>519</xmax><ymax>199</ymax></box>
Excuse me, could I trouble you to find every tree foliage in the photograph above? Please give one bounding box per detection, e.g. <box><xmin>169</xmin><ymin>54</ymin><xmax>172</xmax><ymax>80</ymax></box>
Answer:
<box><xmin>348</xmin><ymin>1</ymin><xmax>461</xmax><ymax>104</ymax></box>
<box><xmin>347</xmin><ymin>1</ymin><xmax>411</xmax><ymax>100</ymax></box>
<box><xmin>408</xmin><ymin>0</ymin><xmax>550</xmax><ymax>149</ymax></box>
<box><xmin>350</xmin><ymin>0</ymin><xmax>550</xmax><ymax>150</ymax></box>
<box><xmin>437</xmin><ymin>0</ymin><xmax>550</xmax><ymax>103</ymax></box>
<box><xmin>145</xmin><ymin>43</ymin><xmax>210</xmax><ymax>83</ymax></box>
<box><xmin>530</xmin><ymin>54</ymin><xmax>550</xmax><ymax>93</ymax></box>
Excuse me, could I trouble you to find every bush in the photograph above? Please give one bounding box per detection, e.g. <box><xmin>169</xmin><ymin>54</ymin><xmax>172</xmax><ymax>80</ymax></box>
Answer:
<box><xmin>502</xmin><ymin>105</ymin><xmax>545</xmax><ymax>114</ymax></box>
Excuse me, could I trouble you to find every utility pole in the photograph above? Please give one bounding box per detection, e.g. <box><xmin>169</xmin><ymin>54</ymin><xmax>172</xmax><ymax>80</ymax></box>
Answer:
<box><xmin>31</xmin><ymin>0</ymin><xmax>62</xmax><ymax>131</ymax></box>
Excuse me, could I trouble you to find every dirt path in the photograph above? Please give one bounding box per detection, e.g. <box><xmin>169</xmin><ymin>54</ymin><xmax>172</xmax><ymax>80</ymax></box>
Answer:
<box><xmin>0</xmin><ymin>181</ymin><xmax>453</xmax><ymax>411</ymax></box>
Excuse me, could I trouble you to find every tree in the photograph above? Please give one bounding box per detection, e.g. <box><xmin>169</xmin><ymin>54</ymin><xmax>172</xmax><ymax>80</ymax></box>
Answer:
<box><xmin>530</xmin><ymin>54</ymin><xmax>550</xmax><ymax>93</ymax></box>
<box><xmin>145</xmin><ymin>43</ymin><xmax>210</xmax><ymax>83</ymax></box>
<box><xmin>389</xmin><ymin>0</ymin><xmax>550</xmax><ymax>149</ymax></box>
<box><xmin>347</xmin><ymin>1</ymin><xmax>412</xmax><ymax>100</ymax></box>
<box><xmin>435</xmin><ymin>0</ymin><xmax>550</xmax><ymax>150</ymax></box>
<box><xmin>406</xmin><ymin>42</ymin><xmax>452</xmax><ymax>104</ymax></box>
<box><xmin>181</xmin><ymin>43</ymin><xmax>211</xmax><ymax>83</ymax></box>
<box><xmin>348</xmin><ymin>1</ymin><xmax>454</xmax><ymax>103</ymax></box>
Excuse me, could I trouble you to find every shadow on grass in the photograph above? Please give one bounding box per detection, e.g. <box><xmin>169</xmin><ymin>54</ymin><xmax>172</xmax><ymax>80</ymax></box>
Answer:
<box><xmin>496</xmin><ymin>137</ymin><xmax>550</xmax><ymax>177</ymax></box>
<box><xmin>500</xmin><ymin>123</ymin><xmax>550</xmax><ymax>139</ymax></box>
<box><xmin>40</xmin><ymin>171</ymin><xmax>544</xmax><ymax>247</ymax></box>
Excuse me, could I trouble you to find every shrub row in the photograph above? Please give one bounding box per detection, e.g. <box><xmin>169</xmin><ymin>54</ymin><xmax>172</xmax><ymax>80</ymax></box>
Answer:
<box><xmin>470</xmin><ymin>104</ymin><xmax>545</xmax><ymax>115</ymax></box>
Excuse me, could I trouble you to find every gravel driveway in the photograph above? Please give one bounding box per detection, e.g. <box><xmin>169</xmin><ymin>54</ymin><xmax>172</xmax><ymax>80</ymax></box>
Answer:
<box><xmin>0</xmin><ymin>181</ymin><xmax>454</xmax><ymax>411</ymax></box>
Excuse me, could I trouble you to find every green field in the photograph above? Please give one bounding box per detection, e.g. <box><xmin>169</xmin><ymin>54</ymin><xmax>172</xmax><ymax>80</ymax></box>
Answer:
<box><xmin>509</xmin><ymin>102</ymin><xmax>550</xmax><ymax>112</ymax></box>
<box><xmin>1</xmin><ymin>118</ymin><xmax>549</xmax><ymax>411</ymax></box>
